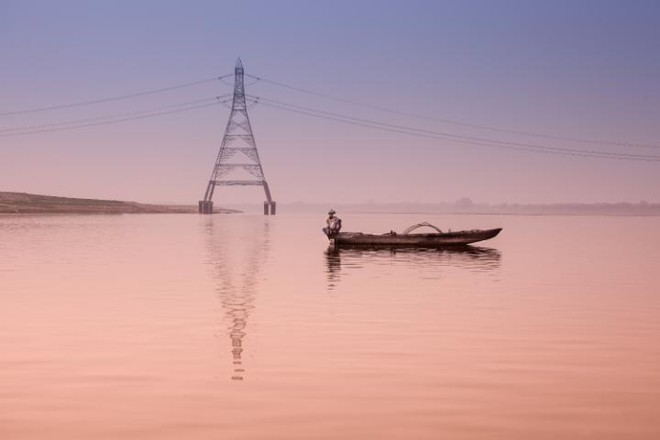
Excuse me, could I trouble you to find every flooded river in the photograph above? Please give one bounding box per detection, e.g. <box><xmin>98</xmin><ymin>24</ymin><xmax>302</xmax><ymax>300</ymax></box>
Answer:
<box><xmin>1</xmin><ymin>212</ymin><xmax>659</xmax><ymax>439</ymax></box>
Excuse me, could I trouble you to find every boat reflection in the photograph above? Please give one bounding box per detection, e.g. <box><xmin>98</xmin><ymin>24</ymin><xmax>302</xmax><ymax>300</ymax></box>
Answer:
<box><xmin>204</xmin><ymin>216</ymin><xmax>270</xmax><ymax>380</ymax></box>
<box><xmin>325</xmin><ymin>245</ymin><xmax>501</xmax><ymax>289</ymax></box>
<box><xmin>325</xmin><ymin>246</ymin><xmax>342</xmax><ymax>290</ymax></box>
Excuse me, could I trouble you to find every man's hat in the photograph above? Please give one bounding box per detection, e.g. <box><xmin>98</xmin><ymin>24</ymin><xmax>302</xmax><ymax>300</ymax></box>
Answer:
<box><xmin>328</xmin><ymin>209</ymin><xmax>336</xmax><ymax>215</ymax></box>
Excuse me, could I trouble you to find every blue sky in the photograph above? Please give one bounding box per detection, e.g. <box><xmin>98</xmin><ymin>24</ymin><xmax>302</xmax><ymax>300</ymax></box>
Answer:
<box><xmin>1</xmin><ymin>0</ymin><xmax>659</xmax><ymax>204</ymax></box>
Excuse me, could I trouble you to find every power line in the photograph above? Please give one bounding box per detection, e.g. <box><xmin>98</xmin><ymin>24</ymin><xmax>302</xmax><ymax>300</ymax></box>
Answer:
<box><xmin>246</xmin><ymin>73</ymin><xmax>660</xmax><ymax>150</ymax></box>
<box><xmin>255</xmin><ymin>96</ymin><xmax>659</xmax><ymax>159</ymax></box>
<box><xmin>251</xmin><ymin>95</ymin><xmax>660</xmax><ymax>162</ymax></box>
<box><xmin>0</xmin><ymin>99</ymin><xmax>224</xmax><ymax>137</ymax></box>
<box><xmin>0</xmin><ymin>74</ymin><xmax>232</xmax><ymax>116</ymax></box>
<box><xmin>0</xmin><ymin>96</ymin><xmax>230</xmax><ymax>134</ymax></box>
<box><xmin>4</xmin><ymin>70</ymin><xmax>657</xmax><ymax>161</ymax></box>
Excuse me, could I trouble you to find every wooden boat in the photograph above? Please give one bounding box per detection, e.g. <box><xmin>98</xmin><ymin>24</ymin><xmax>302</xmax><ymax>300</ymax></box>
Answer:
<box><xmin>327</xmin><ymin>222</ymin><xmax>502</xmax><ymax>248</ymax></box>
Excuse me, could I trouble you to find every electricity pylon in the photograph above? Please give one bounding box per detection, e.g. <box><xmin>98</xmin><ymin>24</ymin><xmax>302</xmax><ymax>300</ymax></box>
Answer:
<box><xmin>199</xmin><ymin>59</ymin><xmax>275</xmax><ymax>215</ymax></box>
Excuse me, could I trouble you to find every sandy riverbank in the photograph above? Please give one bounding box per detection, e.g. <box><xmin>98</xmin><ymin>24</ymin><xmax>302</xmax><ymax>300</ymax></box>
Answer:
<box><xmin>0</xmin><ymin>192</ymin><xmax>238</xmax><ymax>214</ymax></box>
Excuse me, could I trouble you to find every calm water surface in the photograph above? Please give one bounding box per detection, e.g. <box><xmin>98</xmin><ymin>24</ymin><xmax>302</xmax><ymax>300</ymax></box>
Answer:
<box><xmin>1</xmin><ymin>213</ymin><xmax>659</xmax><ymax>439</ymax></box>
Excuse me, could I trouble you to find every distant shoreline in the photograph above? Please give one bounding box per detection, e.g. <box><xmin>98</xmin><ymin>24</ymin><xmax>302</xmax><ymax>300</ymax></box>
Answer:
<box><xmin>235</xmin><ymin>201</ymin><xmax>660</xmax><ymax>217</ymax></box>
<box><xmin>335</xmin><ymin>204</ymin><xmax>660</xmax><ymax>216</ymax></box>
<box><xmin>0</xmin><ymin>192</ymin><xmax>239</xmax><ymax>214</ymax></box>
<box><xmin>3</xmin><ymin>192</ymin><xmax>659</xmax><ymax>216</ymax></box>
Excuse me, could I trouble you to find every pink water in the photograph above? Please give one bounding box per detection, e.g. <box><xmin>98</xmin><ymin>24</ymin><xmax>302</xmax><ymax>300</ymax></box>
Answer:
<box><xmin>1</xmin><ymin>213</ymin><xmax>659</xmax><ymax>439</ymax></box>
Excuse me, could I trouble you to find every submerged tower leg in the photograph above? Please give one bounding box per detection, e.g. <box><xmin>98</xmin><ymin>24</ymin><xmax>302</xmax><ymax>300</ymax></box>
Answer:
<box><xmin>199</xmin><ymin>201</ymin><xmax>213</xmax><ymax>214</ymax></box>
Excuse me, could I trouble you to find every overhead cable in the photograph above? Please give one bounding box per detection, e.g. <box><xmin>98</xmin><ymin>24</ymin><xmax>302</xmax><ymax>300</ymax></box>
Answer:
<box><xmin>0</xmin><ymin>74</ymin><xmax>232</xmax><ymax>116</ymax></box>
<box><xmin>246</xmin><ymin>73</ymin><xmax>659</xmax><ymax>150</ymax></box>
<box><xmin>0</xmin><ymin>98</ymin><xmax>224</xmax><ymax>137</ymax></box>
<box><xmin>0</xmin><ymin>96</ymin><xmax>230</xmax><ymax>134</ymax></box>
<box><xmin>251</xmin><ymin>95</ymin><xmax>660</xmax><ymax>162</ymax></box>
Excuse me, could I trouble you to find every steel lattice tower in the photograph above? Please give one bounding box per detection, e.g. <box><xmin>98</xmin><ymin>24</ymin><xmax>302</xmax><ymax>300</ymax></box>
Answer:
<box><xmin>199</xmin><ymin>59</ymin><xmax>275</xmax><ymax>215</ymax></box>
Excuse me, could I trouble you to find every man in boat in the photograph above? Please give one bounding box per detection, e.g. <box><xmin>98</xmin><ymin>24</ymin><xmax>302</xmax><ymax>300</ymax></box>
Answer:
<box><xmin>323</xmin><ymin>209</ymin><xmax>342</xmax><ymax>238</ymax></box>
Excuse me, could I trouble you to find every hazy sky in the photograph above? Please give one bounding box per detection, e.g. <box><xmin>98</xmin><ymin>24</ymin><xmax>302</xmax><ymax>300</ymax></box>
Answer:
<box><xmin>1</xmin><ymin>0</ymin><xmax>659</xmax><ymax>204</ymax></box>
